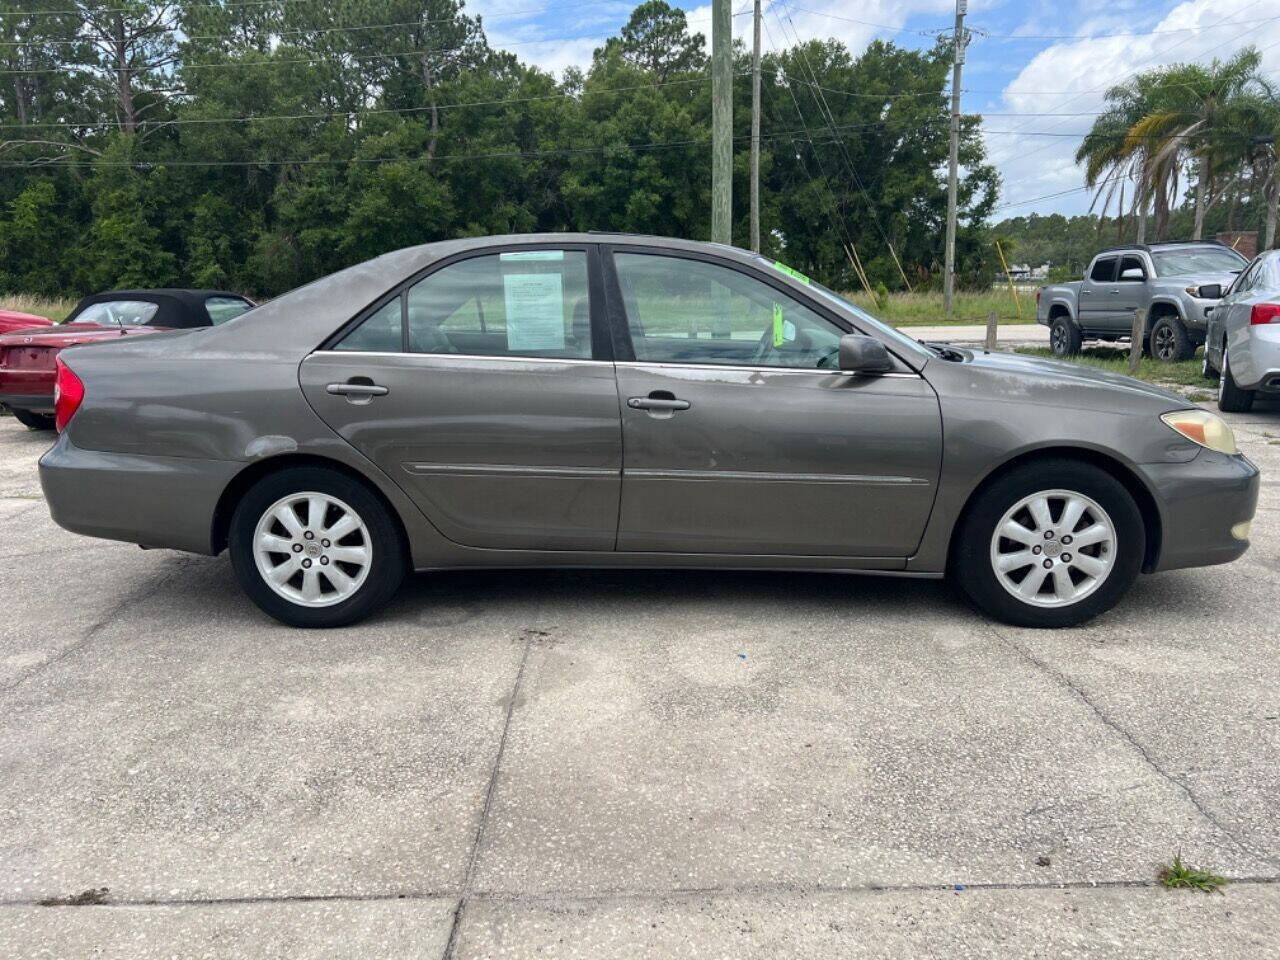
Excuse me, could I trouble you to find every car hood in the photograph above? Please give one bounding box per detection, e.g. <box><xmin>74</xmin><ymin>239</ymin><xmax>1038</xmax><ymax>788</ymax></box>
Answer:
<box><xmin>0</xmin><ymin>324</ymin><xmax>163</xmax><ymax>348</ymax></box>
<box><xmin>938</xmin><ymin>348</ymin><xmax>1189</xmax><ymax>407</ymax></box>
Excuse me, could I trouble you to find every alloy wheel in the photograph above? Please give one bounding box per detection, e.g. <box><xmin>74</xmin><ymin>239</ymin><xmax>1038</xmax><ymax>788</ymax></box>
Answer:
<box><xmin>989</xmin><ymin>489</ymin><xmax>1117</xmax><ymax>608</ymax></box>
<box><xmin>252</xmin><ymin>491</ymin><xmax>372</xmax><ymax>607</ymax></box>
<box><xmin>1153</xmin><ymin>323</ymin><xmax>1175</xmax><ymax>361</ymax></box>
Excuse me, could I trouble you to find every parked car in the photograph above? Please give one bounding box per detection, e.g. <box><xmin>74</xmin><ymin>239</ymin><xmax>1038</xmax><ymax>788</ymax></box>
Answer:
<box><xmin>1036</xmin><ymin>241</ymin><xmax>1247</xmax><ymax>361</ymax></box>
<box><xmin>0</xmin><ymin>308</ymin><xmax>53</xmax><ymax>336</ymax></box>
<box><xmin>1200</xmin><ymin>249</ymin><xmax>1280</xmax><ymax>412</ymax></box>
<box><xmin>40</xmin><ymin>235</ymin><xmax>1258</xmax><ymax>629</ymax></box>
<box><xmin>0</xmin><ymin>289</ymin><xmax>254</xmax><ymax>429</ymax></box>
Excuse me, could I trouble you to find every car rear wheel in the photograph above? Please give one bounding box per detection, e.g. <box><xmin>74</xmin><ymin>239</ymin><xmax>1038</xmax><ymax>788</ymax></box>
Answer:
<box><xmin>10</xmin><ymin>408</ymin><xmax>55</xmax><ymax>430</ymax></box>
<box><xmin>1217</xmin><ymin>350</ymin><xmax>1255</xmax><ymax>413</ymax></box>
<box><xmin>1150</xmin><ymin>316</ymin><xmax>1193</xmax><ymax>363</ymax></box>
<box><xmin>952</xmin><ymin>459</ymin><xmax>1144</xmax><ymax>628</ymax></box>
<box><xmin>1049</xmin><ymin>317</ymin><xmax>1081</xmax><ymax>357</ymax></box>
<box><xmin>229</xmin><ymin>466</ymin><xmax>406</xmax><ymax>627</ymax></box>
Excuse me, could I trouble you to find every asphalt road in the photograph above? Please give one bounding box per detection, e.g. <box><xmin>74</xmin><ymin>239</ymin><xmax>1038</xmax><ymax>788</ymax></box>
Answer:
<box><xmin>1</xmin><ymin>398</ymin><xmax>1279</xmax><ymax>959</ymax></box>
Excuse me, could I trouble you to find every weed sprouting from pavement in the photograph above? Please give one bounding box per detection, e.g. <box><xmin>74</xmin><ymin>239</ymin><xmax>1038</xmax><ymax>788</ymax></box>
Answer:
<box><xmin>1159</xmin><ymin>853</ymin><xmax>1227</xmax><ymax>894</ymax></box>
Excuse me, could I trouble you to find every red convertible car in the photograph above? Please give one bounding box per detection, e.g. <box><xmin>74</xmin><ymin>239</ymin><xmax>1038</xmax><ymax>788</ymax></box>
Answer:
<box><xmin>0</xmin><ymin>308</ymin><xmax>53</xmax><ymax>336</ymax></box>
<box><xmin>0</xmin><ymin>289</ymin><xmax>255</xmax><ymax>429</ymax></box>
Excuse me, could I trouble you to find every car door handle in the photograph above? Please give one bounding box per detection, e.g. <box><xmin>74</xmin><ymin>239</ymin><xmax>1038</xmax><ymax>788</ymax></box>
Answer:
<box><xmin>326</xmin><ymin>381</ymin><xmax>388</xmax><ymax>397</ymax></box>
<box><xmin>628</xmin><ymin>396</ymin><xmax>690</xmax><ymax>411</ymax></box>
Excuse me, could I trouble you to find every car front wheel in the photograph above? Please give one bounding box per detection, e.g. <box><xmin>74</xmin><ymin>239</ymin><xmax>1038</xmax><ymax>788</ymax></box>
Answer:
<box><xmin>952</xmin><ymin>459</ymin><xmax>1144</xmax><ymax>628</ymax></box>
<box><xmin>229</xmin><ymin>466</ymin><xmax>406</xmax><ymax>627</ymax></box>
<box><xmin>1150</xmin><ymin>316</ymin><xmax>1193</xmax><ymax>362</ymax></box>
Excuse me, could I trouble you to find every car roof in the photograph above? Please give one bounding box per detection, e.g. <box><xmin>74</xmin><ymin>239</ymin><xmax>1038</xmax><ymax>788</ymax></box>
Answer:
<box><xmin>1095</xmin><ymin>241</ymin><xmax>1238</xmax><ymax>256</ymax></box>
<box><xmin>77</xmin><ymin>289</ymin><xmax>251</xmax><ymax>307</ymax></box>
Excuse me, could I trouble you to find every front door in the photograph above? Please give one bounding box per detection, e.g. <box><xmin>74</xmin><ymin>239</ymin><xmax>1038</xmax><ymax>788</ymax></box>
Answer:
<box><xmin>1109</xmin><ymin>253</ymin><xmax>1148</xmax><ymax>333</ymax></box>
<box><xmin>604</xmin><ymin>249</ymin><xmax>942</xmax><ymax>559</ymax></box>
<box><xmin>300</xmin><ymin>245</ymin><xmax>622</xmax><ymax>551</ymax></box>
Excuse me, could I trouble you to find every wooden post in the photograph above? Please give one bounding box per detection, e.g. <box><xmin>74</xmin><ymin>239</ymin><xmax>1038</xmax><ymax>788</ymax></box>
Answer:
<box><xmin>984</xmin><ymin>310</ymin><xmax>998</xmax><ymax>353</ymax></box>
<box><xmin>943</xmin><ymin>0</ymin><xmax>967</xmax><ymax>316</ymax></box>
<box><xmin>1128</xmin><ymin>308</ymin><xmax>1146</xmax><ymax>375</ymax></box>
<box><xmin>749</xmin><ymin>0</ymin><xmax>761</xmax><ymax>253</ymax></box>
<box><xmin>711</xmin><ymin>0</ymin><xmax>732</xmax><ymax>245</ymax></box>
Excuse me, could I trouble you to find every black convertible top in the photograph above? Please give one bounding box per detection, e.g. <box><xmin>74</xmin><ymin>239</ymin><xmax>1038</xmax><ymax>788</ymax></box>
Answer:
<box><xmin>68</xmin><ymin>289</ymin><xmax>254</xmax><ymax>329</ymax></box>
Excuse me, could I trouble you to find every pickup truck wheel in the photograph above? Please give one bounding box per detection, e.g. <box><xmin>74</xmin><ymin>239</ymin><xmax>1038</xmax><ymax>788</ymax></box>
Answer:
<box><xmin>1150</xmin><ymin>316</ymin><xmax>1193</xmax><ymax>363</ymax></box>
<box><xmin>10</xmin><ymin>408</ymin><xmax>55</xmax><ymax>431</ymax></box>
<box><xmin>1049</xmin><ymin>317</ymin><xmax>1081</xmax><ymax>356</ymax></box>
<box><xmin>1218</xmin><ymin>351</ymin><xmax>1255</xmax><ymax>413</ymax></box>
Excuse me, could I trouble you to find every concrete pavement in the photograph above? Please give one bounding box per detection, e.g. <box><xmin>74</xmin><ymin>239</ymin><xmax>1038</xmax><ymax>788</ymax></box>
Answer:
<box><xmin>1</xmin><ymin>399</ymin><xmax>1278</xmax><ymax>958</ymax></box>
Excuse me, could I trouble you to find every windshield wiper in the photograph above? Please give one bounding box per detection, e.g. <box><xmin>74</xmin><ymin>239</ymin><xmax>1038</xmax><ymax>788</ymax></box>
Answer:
<box><xmin>917</xmin><ymin>339</ymin><xmax>966</xmax><ymax>362</ymax></box>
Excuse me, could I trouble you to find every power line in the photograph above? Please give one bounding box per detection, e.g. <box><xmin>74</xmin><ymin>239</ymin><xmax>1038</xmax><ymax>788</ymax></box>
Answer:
<box><xmin>0</xmin><ymin>73</ymin><xmax>719</xmax><ymax>131</ymax></box>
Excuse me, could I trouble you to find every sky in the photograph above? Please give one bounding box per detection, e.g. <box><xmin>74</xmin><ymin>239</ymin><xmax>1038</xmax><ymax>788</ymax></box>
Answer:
<box><xmin>465</xmin><ymin>0</ymin><xmax>1280</xmax><ymax>219</ymax></box>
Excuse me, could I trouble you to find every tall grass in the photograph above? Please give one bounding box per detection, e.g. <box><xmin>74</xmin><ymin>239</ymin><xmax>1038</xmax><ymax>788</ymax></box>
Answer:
<box><xmin>0</xmin><ymin>294</ymin><xmax>78</xmax><ymax>323</ymax></box>
<box><xmin>847</xmin><ymin>289</ymin><xmax>1036</xmax><ymax>326</ymax></box>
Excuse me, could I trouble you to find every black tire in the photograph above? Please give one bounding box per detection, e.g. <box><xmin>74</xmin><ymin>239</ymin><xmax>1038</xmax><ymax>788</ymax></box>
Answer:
<box><xmin>951</xmin><ymin>459</ymin><xmax>1144</xmax><ymax>628</ymax></box>
<box><xmin>1217</xmin><ymin>350</ymin><xmax>1255</xmax><ymax>413</ymax></box>
<box><xmin>1049</xmin><ymin>316</ymin><xmax>1082</xmax><ymax>357</ymax></box>
<box><xmin>10</xmin><ymin>407</ymin><xmax>55</xmax><ymax>430</ymax></box>
<box><xmin>229</xmin><ymin>465</ymin><xmax>406</xmax><ymax>627</ymax></box>
<box><xmin>1150</xmin><ymin>315</ymin><xmax>1193</xmax><ymax>363</ymax></box>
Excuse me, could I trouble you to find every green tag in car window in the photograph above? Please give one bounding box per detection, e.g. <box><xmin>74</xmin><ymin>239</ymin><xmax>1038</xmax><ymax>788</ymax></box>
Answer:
<box><xmin>773</xmin><ymin>303</ymin><xmax>784</xmax><ymax>346</ymax></box>
<box><xmin>772</xmin><ymin>260</ymin><xmax>810</xmax><ymax>285</ymax></box>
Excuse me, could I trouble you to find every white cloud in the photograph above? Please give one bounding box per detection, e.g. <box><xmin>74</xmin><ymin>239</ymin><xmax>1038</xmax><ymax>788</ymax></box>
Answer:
<box><xmin>989</xmin><ymin>0</ymin><xmax>1280</xmax><ymax>216</ymax></box>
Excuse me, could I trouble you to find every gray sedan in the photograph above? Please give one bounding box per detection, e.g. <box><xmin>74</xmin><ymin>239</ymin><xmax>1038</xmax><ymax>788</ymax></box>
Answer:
<box><xmin>39</xmin><ymin>234</ymin><xmax>1259</xmax><ymax>629</ymax></box>
<box><xmin>1202</xmin><ymin>249</ymin><xmax>1280</xmax><ymax>412</ymax></box>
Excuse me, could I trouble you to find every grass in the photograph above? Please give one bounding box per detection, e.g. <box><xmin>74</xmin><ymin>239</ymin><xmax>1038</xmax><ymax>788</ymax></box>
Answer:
<box><xmin>1159</xmin><ymin>853</ymin><xmax>1228</xmax><ymax>894</ymax></box>
<box><xmin>1016</xmin><ymin>345</ymin><xmax>1210</xmax><ymax>390</ymax></box>
<box><xmin>0</xmin><ymin>294</ymin><xmax>78</xmax><ymax>323</ymax></box>
<box><xmin>848</xmin><ymin>289</ymin><xmax>1037</xmax><ymax>327</ymax></box>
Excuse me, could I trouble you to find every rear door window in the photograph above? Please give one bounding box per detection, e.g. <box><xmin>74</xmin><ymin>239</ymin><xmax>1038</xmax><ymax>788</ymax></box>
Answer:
<box><xmin>74</xmin><ymin>300</ymin><xmax>160</xmax><ymax>326</ymax></box>
<box><xmin>1089</xmin><ymin>257</ymin><xmax>1117</xmax><ymax>283</ymax></box>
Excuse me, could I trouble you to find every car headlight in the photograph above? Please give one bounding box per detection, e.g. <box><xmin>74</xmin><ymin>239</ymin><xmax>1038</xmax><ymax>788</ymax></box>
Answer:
<box><xmin>1161</xmin><ymin>409</ymin><xmax>1238</xmax><ymax>455</ymax></box>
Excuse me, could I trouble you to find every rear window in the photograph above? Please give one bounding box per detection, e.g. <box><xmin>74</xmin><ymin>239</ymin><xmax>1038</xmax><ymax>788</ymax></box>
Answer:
<box><xmin>74</xmin><ymin>300</ymin><xmax>159</xmax><ymax>326</ymax></box>
<box><xmin>1089</xmin><ymin>257</ymin><xmax>1117</xmax><ymax>282</ymax></box>
<box><xmin>205</xmin><ymin>296</ymin><xmax>254</xmax><ymax>325</ymax></box>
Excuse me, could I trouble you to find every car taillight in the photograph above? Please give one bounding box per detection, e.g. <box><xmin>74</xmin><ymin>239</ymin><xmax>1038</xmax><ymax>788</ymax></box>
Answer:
<box><xmin>1249</xmin><ymin>303</ymin><xmax>1280</xmax><ymax>325</ymax></box>
<box><xmin>1035</xmin><ymin>288</ymin><xmax>1041</xmax><ymax>304</ymax></box>
<box><xmin>53</xmin><ymin>357</ymin><xmax>85</xmax><ymax>432</ymax></box>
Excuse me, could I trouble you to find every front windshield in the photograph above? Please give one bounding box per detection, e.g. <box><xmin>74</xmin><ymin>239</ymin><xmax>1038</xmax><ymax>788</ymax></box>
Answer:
<box><xmin>1151</xmin><ymin>247</ymin><xmax>1246</xmax><ymax>277</ymax></box>
<box><xmin>754</xmin><ymin>257</ymin><xmax>931</xmax><ymax>359</ymax></box>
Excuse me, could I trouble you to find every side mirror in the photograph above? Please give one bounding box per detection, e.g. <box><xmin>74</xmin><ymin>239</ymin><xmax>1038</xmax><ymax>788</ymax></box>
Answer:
<box><xmin>1120</xmin><ymin>267</ymin><xmax>1145</xmax><ymax>281</ymax></box>
<box><xmin>838</xmin><ymin>334</ymin><xmax>895</xmax><ymax>374</ymax></box>
<box><xmin>1197</xmin><ymin>283</ymin><xmax>1223</xmax><ymax>300</ymax></box>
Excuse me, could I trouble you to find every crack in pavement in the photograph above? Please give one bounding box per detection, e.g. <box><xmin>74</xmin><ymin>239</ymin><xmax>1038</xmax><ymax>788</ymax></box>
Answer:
<box><xmin>4</xmin><ymin>875</ymin><xmax>1279</xmax><ymax>912</ymax></box>
<box><xmin>441</xmin><ymin>632</ymin><xmax>534</xmax><ymax>960</ymax></box>
<box><xmin>0</xmin><ymin>556</ymin><xmax>198</xmax><ymax>697</ymax></box>
<box><xmin>986</xmin><ymin>620</ymin><xmax>1280</xmax><ymax>872</ymax></box>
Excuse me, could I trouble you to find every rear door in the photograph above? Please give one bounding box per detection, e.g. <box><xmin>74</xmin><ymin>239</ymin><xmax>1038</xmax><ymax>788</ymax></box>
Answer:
<box><xmin>300</xmin><ymin>244</ymin><xmax>622</xmax><ymax>551</ymax></box>
<box><xmin>1078</xmin><ymin>255</ymin><xmax>1118</xmax><ymax>328</ymax></box>
<box><xmin>603</xmin><ymin>247</ymin><xmax>942</xmax><ymax>559</ymax></box>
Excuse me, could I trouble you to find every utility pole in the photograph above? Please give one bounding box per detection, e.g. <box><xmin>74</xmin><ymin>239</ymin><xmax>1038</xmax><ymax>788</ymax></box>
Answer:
<box><xmin>749</xmin><ymin>0</ymin><xmax>762</xmax><ymax>252</ymax></box>
<box><xmin>711</xmin><ymin>0</ymin><xmax>732</xmax><ymax>245</ymax></box>
<box><xmin>943</xmin><ymin>0</ymin><xmax>968</xmax><ymax>317</ymax></box>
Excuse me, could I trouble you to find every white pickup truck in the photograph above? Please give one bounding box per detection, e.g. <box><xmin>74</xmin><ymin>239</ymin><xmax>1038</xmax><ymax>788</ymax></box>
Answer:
<box><xmin>1035</xmin><ymin>241</ymin><xmax>1247</xmax><ymax>362</ymax></box>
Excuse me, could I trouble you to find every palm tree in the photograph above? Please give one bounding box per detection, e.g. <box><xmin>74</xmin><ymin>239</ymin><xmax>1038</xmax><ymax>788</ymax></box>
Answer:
<box><xmin>1076</xmin><ymin>77</ymin><xmax>1150</xmax><ymax>239</ymax></box>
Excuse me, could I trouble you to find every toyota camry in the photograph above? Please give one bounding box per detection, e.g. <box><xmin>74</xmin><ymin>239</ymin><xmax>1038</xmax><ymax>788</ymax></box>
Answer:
<box><xmin>39</xmin><ymin>234</ymin><xmax>1259</xmax><ymax>628</ymax></box>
